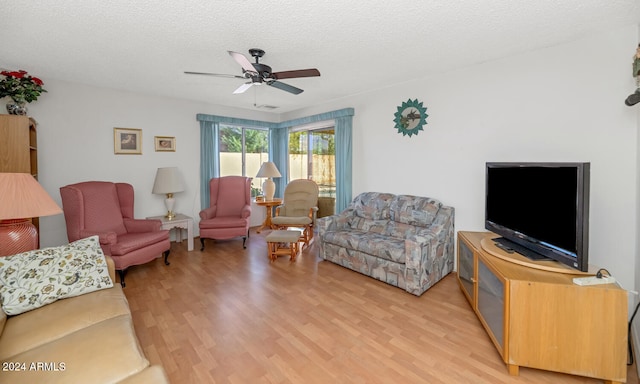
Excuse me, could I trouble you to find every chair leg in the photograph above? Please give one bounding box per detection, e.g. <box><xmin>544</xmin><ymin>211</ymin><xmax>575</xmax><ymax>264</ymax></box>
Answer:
<box><xmin>242</xmin><ymin>236</ymin><xmax>247</xmax><ymax>249</ymax></box>
<box><xmin>164</xmin><ymin>249</ymin><xmax>170</xmax><ymax>265</ymax></box>
<box><xmin>117</xmin><ymin>269</ymin><xmax>127</xmax><ymax>287</ymax></box>
<box><xmin>200</xmin><ymin>238</ymin><xmax>205</xmax><ymax>251</ymax></box>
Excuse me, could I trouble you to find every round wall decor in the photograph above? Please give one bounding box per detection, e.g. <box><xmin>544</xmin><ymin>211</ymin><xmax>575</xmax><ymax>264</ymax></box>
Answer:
<box><xmin>393</xmin><ymin>99</ymin><xmax>428</xmax><ymax>137</ymax></box>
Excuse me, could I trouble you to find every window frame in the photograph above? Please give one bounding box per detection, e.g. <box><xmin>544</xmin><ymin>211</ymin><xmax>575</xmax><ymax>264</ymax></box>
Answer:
<box><xmin>218</xmin><ymin>123</ymin><xmax>270</xmax><ymax>178</ymax></box>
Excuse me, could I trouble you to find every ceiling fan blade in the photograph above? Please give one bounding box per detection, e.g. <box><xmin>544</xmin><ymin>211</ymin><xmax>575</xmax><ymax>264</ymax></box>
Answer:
<box><xmin>184</xmin><ymin>71</ymin><xmax>245</xmax><ymax>79</ymax></box>
<box><xmin>233</xmin><ymin>82</ymin><xmax>254</xmax><ymax>94</ymax></box>
<box><xmin>272</xmin><ymin>69</ymin><xmax>320</xmax><ymax>80</ymax></box>
<box><xmin>268</xmin><ymin>80</ymin><xmax>304</xmax><ymax>95</ymax></box>
<box><xmin>228</xmin><ymin>51</ymin><xmax>257</xmax><ymax>73</ymax></box>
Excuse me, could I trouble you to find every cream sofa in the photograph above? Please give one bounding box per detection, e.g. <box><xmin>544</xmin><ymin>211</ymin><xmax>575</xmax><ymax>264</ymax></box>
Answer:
<box><xmin>0</xmin><ymin>240</ymin><xmax>168</xmax><ymax>383</ymax></box>
<box><xmin>317</xmin><ymin>192</ymin><xmax>454</xmax><ymax>296</ymax></box>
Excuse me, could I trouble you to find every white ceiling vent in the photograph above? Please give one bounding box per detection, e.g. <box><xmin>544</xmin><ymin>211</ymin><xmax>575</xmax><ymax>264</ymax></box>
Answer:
<box><xmin>255</xmin><ymin>104</ymin><xmax>279</xmax><ymax>110</ymax></box>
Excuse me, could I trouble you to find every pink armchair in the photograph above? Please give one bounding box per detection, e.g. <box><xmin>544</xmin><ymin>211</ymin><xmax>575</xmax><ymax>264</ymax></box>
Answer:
<box><xmin>199</xmin><ymin>176</ymin><xmax>252</xmax><ymax>250</ymax></box>
<box><xmin>60</xmin><ymin>181</ymin><xmax>171</xmax><ymax>287</ymax></box>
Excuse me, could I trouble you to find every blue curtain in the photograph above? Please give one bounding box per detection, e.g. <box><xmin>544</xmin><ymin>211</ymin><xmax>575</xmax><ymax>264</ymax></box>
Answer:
<box><xmin>197</xmin><ymin>108</ymin><xmax>354</xmax><ymax>212</ymax></box>
<box><xmin>270</xmin><ymin>127</ymin><xmax>288</xmax><ymax>198</ymax></box>
<box><xmin>199</xmin><ymin>120</ymin><xmax>219</xmax><ymax>209</ymax></box>
<box><xmin>334</xmin><ymin>116</ymin><xmax>352</xmax><ymax>213</ymax></box>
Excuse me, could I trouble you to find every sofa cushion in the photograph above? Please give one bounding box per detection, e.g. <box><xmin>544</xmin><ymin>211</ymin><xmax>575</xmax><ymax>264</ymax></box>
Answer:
<box><xmin>0</xmin><ymin>316</ymin><xmax>150</xmax><ymax>384</ymax></box>
<box><xmin>352</xmin><ymin>192</ymin><xmax>394</xmax><ymax>220</ymax></box>
<box><xmin>390</xmin><ymin>195</ymin><xmax>442</xmax><ymax>227</ymax></box>
<box><xmin>384</xmin><ymin>221</ymin><xmax>418</xmax><ymax>238</ymax></box>
<box><xmin>322</xmin><ymin>230</ymin><xmax>406</xmax><ymax>263</ymax></box>
<box><xmin>199</xmin><ymin>216</ymin><xmax>249</xmax><ymax>229</ymax></box>
<box><xmin>109</xmin><ymin>231</ymin><xmax>171</xmax><ymax>256</ymax></box>
<box><xmin>348</xmin><ymin>217</ymin><xmax>389</xmax><ymax>234</ymax></box>
<box><xmin>0</xmin><ymin>236</ymin><xmax>113</xmax><ymax>316</ymax></box>
<box><xmin>0</xmin><ymin>285</ymin><xmax>130</xmax><ymax>360</ymax></box>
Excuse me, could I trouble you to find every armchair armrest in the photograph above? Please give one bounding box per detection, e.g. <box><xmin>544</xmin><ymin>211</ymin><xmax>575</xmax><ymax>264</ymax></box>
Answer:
<box><xmin>241</xmin><ymin>204</ymin><xmax>251</xmax><ymax>218</ymax></box>
<box><xmin>316</xmin><ymin>208</ymin><xmax>353</xmax><ymax>234</ymax></box>
<box><xmin>199</xmin><ymin>206</ymin><xmax>217</xmax><ymax>220</ymax></box>
<box><xmin>123</xmin><ymin>218</ymin><xmax>162</xmax><ymax>233</ymax></box>
<box><xmin>403</xmin><ymin>206</ymin><xmax>455</xmax><ymax>295</ymax></box>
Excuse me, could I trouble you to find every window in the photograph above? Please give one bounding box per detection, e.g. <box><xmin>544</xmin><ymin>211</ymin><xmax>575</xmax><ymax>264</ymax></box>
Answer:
<box><xmin>289</xmin><ymin>126</ymin><xmax>335</xmax><ymax>197</ymax></box>
<box><xmin>218</xmin><ymin>124</ymin><xmax>269</xmax><ymax>196</ymax></box>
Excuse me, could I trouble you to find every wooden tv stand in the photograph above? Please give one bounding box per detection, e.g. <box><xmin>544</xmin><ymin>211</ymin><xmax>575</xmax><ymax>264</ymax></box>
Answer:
<box><xmin>457</xmin><ymin>231</ymin><xmax>627</xmax><ymax>384</ymax></box>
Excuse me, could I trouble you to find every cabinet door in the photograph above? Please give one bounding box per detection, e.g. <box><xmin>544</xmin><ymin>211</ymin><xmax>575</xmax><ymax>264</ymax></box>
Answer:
<box><xmin>457</xmin><ymin>236</ymin><xmax>475</xmax><ymax>305</ymax></box>
<box><xmin>477</xmin><ymin>256</ymin><xmax>506</xmax><ymax>358</ymax></box>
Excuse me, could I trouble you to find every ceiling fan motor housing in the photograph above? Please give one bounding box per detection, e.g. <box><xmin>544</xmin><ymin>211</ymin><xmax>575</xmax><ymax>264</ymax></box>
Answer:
<box><xmin>252</xmin><ymin>63</ymin><xmax>272</xmax><ymax>79</ymax></box>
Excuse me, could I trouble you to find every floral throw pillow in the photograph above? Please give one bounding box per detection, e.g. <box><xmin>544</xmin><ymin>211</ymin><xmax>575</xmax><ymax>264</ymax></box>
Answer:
<box><xmin>0</xmin><ymin>236</ymin><xmax>113</xmax><ymax>316</ymax></box>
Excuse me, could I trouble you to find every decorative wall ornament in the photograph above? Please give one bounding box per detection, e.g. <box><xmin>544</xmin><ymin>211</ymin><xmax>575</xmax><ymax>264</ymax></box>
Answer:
<box><xmin>393</xmin><ymin>99</ymin><xmax>428</xmax><ymax>137</ymax></box>
<box><xmin>625</xmin><ymin>43</ymin><xmax>640</xmax><ymax>106</ymax></box>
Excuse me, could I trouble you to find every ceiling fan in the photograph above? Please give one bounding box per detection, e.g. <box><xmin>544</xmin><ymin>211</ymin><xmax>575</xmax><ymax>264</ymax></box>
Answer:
<box><xmin>184</xmin><ymin>48</ymin><xmax>320</xmax><ymax>95</ymax></box>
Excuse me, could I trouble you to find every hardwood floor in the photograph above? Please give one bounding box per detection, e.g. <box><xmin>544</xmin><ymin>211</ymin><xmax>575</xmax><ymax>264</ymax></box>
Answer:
<box><xmin>122</xmin><ymin>230</ymin><xmax>639</xmax><ymax>383</ymax></box>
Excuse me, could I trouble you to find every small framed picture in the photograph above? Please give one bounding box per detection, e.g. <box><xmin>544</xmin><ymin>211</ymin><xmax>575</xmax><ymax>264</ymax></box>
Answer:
<box><xmin>114</xmin><ymin>128</ymin><xmax>142</xmax><ymax>154</ymax></box>
<box><xmin>155</xmin><ymin>136</ymin><xmax>176</xmax><ymax>152</ymax></box>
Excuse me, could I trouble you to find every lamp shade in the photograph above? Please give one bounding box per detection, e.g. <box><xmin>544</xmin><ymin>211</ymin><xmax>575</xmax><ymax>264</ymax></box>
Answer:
<box><xmin>152</xmin><ymin>167</ymin><xmax>184</xmax><ymax>220</ymax></box>
<box><xmin>152</xmin><ymin>167</ymin><xmax>185</xmax><ymax>194</ymax></box>
<box><xmin>0</xmin><ymin>173</ymin><xmax>62</xmax><ymax>220</ymax></box>
<box><xmin>255</xmin><ymin>162</ymin><xmax>282</xmax><ymax>178</ymax></box>
<box><xmin>0</xmin><ymin>173</ymin><xmax>62</xmax><ymax>256</ymax></box>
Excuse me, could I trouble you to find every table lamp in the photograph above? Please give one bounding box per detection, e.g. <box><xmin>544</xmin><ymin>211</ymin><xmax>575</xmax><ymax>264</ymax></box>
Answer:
<box><xmin>0</xmin><ymin>173</ymin><xmax>63</xmax><ymax>256</ymax></box>
<box><xmin>255</xmin><ymin>162</ymin><xmax>281</xmax><ymax>201</ymax></box>
<box><xmin>152</xmin><ymin>167</ymin><xmax>185</xmax><ymax>219</ymax></box>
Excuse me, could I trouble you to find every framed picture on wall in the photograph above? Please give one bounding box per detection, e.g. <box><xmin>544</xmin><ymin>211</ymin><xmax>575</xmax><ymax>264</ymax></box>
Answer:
<box><xmin>155</xmin><ymin>136</ymin><xmax>176</xmax><ymax>152</ymax></box>
<box><xmin>114</xmin><ymin>128</ymin><xmax>142</xmax><ymax>154</ymax></box>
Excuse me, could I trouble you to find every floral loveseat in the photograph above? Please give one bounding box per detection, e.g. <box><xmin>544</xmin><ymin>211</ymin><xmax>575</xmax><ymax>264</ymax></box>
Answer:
<box><xmin>317</xmin><ymin>192</ymin><xmax>454</xmax><ymax>296</ymax></box>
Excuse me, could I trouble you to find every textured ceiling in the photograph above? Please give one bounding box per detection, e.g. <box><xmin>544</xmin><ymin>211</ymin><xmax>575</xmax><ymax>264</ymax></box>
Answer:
<box><xmin>1</xmin><ymin>1</ymin><xmax>639</xmax><ymax>114</ymax></box>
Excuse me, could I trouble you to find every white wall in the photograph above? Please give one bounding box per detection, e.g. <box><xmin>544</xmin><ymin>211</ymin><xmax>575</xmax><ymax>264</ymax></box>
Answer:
<box><xmin>284</xmin><ymin>25</ymin><xmax>640</xmax><ymax>295</ymax></box>
<box><xmin>28</xmin><ymin>80</ymin><xmax>279</xmax><ymax>248</ymax></box>
<box><xmin>25</xmin><ymin>24</ymin><xmax>639</xmax><ymax>298</ymax></box>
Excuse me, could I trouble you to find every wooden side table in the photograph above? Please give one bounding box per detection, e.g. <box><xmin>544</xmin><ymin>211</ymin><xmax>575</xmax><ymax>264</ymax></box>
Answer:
<box><xmin>255</xmin><ymin>198</ymin><xmax>282</xmax><ymax>233</ymax></box>
<box><xmin>147</xmin><ymin>213</ymin><xmax>194</xmax><ymax>251</ymax></box>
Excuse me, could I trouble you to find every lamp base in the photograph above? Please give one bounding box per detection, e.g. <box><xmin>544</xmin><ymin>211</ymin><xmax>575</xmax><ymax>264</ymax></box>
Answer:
<box><xmin>0</xmin><ymin>219</ymin><xmax>38</xmax><ymax>256</ymax></box>
<box><xmin>164</xmin><ymin>194</ymin><xmax>177</xmax><ymax>219</ymax></box>
<box><xmin>263</xmin><ymin>178</ymin><xmax>276</xmax><ymax>201</ymax></box>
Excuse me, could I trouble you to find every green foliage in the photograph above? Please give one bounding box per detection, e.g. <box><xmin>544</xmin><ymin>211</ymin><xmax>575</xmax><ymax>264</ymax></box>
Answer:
<box><xmin>251</xmin><ymin>186</ymin><xmax>262</xmax><ymax>197</ymax></box>
<box><xmin>220</xmin><ymin>126</ymin><xmax>268</xmax><ymax>153</ymax></box>
<box><xmin>0</xmin><ymin>70</ymin><xmax>47</xmax><ymax>103</ymax></box>
<box><xmin>289</xmin><ymin>130</ymin><xmax>335</xmax><ymax>155</ymax></box>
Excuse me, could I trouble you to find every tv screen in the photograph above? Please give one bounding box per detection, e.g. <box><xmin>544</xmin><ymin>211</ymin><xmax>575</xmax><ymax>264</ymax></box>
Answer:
<box><xmin>485</xmin><ymin>162</ymin><xmax>590</xmax><ymax>272</ymax></box>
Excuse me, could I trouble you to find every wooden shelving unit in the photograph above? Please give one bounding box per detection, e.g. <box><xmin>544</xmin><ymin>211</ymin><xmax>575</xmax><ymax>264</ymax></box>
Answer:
<box><xmin>0</xmin><ymin>114</ymin><xmax>39</xmax><ymax>241</ymax></box>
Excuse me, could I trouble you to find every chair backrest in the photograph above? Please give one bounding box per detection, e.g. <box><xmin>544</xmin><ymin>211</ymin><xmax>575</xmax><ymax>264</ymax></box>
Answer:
<box><xmin>60</xmin><ymin>181</ymin><xmax>131</xmax><ymax>241</ymax></box>
<box><xmin>281</xmin><ymin>179</ymin><xmax>319</xmax><ymax>217</ymax></box>
<box><xmin>208</xmin><ymin>176</ymin><xmax>251</xmax><ymax>217</ymax></box>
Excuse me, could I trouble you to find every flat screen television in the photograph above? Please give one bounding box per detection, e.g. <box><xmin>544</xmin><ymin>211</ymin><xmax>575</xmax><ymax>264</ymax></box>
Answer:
<box><xmin>484</xmin><ymin>162</ymin><xmax>590</xmax><ymax>272</ymax></box>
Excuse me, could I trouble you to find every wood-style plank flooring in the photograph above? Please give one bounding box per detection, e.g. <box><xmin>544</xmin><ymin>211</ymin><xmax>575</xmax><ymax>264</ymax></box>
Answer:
<box><xmin>122</xmin><ymin>230</ymin><xmax>640</xmax><ymax>383</ymax></box>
